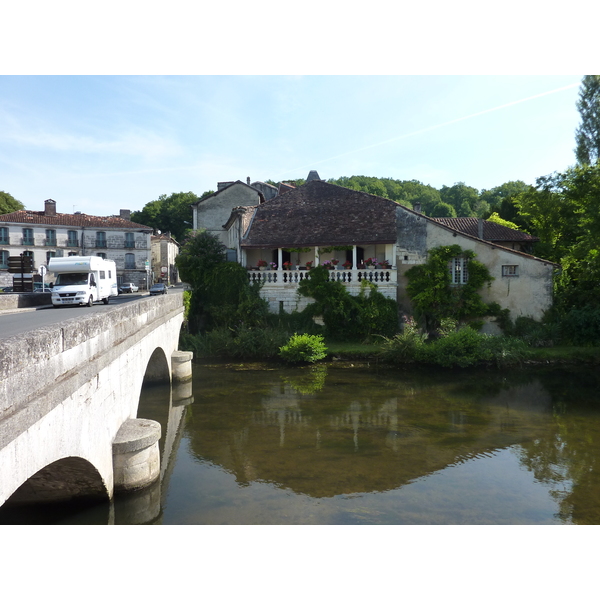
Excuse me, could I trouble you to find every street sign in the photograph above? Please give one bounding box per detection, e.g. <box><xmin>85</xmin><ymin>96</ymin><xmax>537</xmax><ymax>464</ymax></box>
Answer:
<box><xmin>8</xmin><ymin>255</ymin><xmax>34</xmax><ymax>273</ymax></box>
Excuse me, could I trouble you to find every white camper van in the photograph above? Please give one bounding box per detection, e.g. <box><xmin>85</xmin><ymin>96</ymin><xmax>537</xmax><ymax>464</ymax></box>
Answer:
<box><xmin>48</xmin><ymin>256</ymin><xmax>119</xmax><ymax>307</ymax></box>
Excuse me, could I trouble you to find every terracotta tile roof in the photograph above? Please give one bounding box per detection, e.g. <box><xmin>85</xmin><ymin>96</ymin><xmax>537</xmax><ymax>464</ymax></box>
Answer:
<box><xmin>432</xmin><ymin>217</ymin><xmax>538</xmax><ymax>242</ymax></box>
<box><xmin>241</xmin><ymin>180</ymin><xmax>397</xmax><ymax>248</ymax></box>
<box><xmin>0</xmin><ymin>209</ymin><xmax>153</xmax><ymax>230</ymax></box>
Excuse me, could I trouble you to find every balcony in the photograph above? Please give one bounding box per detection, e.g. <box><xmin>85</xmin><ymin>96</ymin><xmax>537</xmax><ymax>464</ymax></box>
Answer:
<box><xmin>96</xmin><ymin>241</ymin><xmax>107</xmax><ymax>248</ymax></box>
<box><xmin>22</xmin><ymin>238</ymin><xmax>35</xmax><ymax>246</ymax></box>
<box><xmin>247</xmin><ymin>267</ymin><xmax>397</xmax><ymax>287</ymax></box>
<box><xmin>45</xmin><ymin>239</ymin><xmax>56</xmax><ymax>247</ymax></box>
<box><xmin>125</xmin><ymin>241</ymin><xmax>135</xmax><ymax>249</ymax></box>
<box><xmin>67</xmin><ymin>240</ymin><xmax>79</xmax><ymax>248</ymax></box>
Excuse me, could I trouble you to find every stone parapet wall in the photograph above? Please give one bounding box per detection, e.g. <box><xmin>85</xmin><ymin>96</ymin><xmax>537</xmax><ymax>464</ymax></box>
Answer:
<box><xmin>0</xmin><ymin>292</ymin><xmax>51</xmax><ymax>311</ymax></box>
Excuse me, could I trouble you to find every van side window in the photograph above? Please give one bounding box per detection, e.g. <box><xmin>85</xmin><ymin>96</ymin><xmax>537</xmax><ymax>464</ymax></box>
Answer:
<box><xmin>100</xmin><ymin>271</ymin><xmax>106</xmax><ymax>279</ymax></box>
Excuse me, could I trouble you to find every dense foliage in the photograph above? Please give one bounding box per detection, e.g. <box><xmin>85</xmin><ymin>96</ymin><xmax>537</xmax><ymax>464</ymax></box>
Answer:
<box><xmin>0</xmin><ymin>191</ymin><xmax>24</xmax><ymax>215</ymax></box>
<box><xmin>575</xmin><ymin>75</ymin><xmax>600</xmax><ymax>166</ymax></box>
<box><xmin>404</xmin><ymin>245</ymin><xmax>496</xmax><ymax>331</ymax></box>
<box><xmin>131</xmin><ymin>191</ymin><xmax>209</xmax><ymax>241</ymax></box>
<box><xmin>380</xmin><ymin>317</ymin><xmax>529</xmax><ymax>368</ymax></box>
<box><xmin>297</xmin><ymin>266</ymin><xmax>399</xmax><ymax>341</ymax></box>
<box><xmin>176</xmin><ymin>230</ymin><xmax>269</xmax><ymax>334</ymax></box>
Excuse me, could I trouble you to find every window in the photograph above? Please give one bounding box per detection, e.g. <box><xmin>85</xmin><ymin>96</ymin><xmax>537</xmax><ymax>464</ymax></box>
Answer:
<box><xmin>449</xmin><ymin>257</ymin><xmax>469</xmax><ymax>285</ymax></box>
<box><xmin>0</xmin><ymin>227</ymin><xmax>8</xmax><ymax>244</ymax></box>
<box><xmin>96</xmin><ymin>252</ymin><xmax>107</xmax><ymax>259</ymax></box>
<box><xmin>502</xmin><ymin>265</ymin><xmax>519</xmax><ymax>277</ymax></box>
<box><xmin>100</xmin><ymin>271</ymin><xmax>106</xmax><ymax>279</ymax></box>
<box><xmin>68</xmin><ymin>251</ymin><xmax>79</xmax><ymax>256</ymax></box>
<box><xmin>0</xmin><ymin>250</ymin><xmax>8</xmax><ymax>269</ymax></box>
<box><xmin>125</xmin><ymin>232</ymin><xmax>135</xmax><ymax>248</ymax></box>
<box><xmin>46</xmin><ymin>251</ymin><xmax>56</xmax><ymax>264</ymax></box>
<box><xmin>125</xmin><ymin>253</ymin><xmax>136</xmax><ymax>269</ymax></box>
<box><xmin>45</xmin><ymin>229</ymin><xmax>56</xmax><ymax>246</ymax></box>
<box><xmin>67</xmin><ymin>230</ymin><xmax>79</xmax><ymax>247</ymax></box>
<box><xmin>22</xmin><ymin>228</ymin><xmax>34</xmax><ymax>245</ymax></box>
<box><xmin>96</xmin><ymin>231</ymin><xmax>107</xmax><ymax>248</ymax></box>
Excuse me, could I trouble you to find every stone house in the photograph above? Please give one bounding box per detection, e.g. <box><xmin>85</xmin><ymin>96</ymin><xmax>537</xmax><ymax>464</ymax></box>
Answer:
<box><xmin>0</xmin><ymin>199</ymin><xmax>153</xmax><ymax>289</ymax></box>
<box><xmin>218</xmin><ymin>176</ymin><xmax>555</xmax><ymax>325</ymax></box>
<box><xmin>151</xmin><ymin>232</ymin><xmax>180</xmax><ymax>285</ymax></box>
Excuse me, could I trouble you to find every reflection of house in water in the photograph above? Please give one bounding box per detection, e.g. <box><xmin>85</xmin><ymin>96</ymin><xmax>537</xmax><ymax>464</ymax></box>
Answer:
<box><xmin>187</xmin><ymin>371</ymin><xmax>555</xmax><ymax>499</ymax></box>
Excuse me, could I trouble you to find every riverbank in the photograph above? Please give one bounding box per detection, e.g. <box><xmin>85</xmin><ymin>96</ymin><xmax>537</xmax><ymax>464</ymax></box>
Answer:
<box><xmin>326</xmin><ymin>342</ymin><xmax>600</xmax><ymax>365</ymax></box>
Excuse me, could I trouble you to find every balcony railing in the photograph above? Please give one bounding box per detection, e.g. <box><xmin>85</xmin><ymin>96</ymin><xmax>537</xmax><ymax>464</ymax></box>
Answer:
<box><xmin>96</xmin><ymin>241</ymin><xmax>107</xmax><ymax>248</ymax></box>
<box><xmin>248</xmin><ymin>268</ymin><xmax>397</xmax><ymax>287</ymax></box>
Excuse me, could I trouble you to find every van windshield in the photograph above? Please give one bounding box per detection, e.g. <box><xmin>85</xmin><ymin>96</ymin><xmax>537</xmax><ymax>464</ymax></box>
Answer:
<box><xmin>55</xmin><ymin>273</ymin><xmax>89</xmax><ymax>286</ymax></box>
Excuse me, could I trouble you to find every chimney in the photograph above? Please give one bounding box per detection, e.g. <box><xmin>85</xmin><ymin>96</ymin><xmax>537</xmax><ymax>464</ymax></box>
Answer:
<box><xmin>44</xmin><ymin>199</ymin><xmax>56</xmax><ymax>216</ymax></box>
<box><xmin>247</xmin><ymin>177</ymin><xmax>251</xmax><ymax>185</ymax></box>
<box><xmin>413</xmin><ymin>202</ymin><xmax>421</xmax><ymax>213</ymax></box>
<box><xmin>478</xmin><ymin>218</ymin><xmax>484</xmax><ymax>239</ymax></box>
<box><xmin>120</xmin><ymin>209</ymin><xmax>131</xmax><ymax>221</ymax></box>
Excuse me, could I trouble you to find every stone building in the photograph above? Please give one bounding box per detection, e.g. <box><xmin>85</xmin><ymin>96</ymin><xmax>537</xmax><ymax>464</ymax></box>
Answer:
<box><xmin>216</xmin><ymin>176</ymin><xmax>555</xmax><ymax>326</ymax></box>
<box><xmin>0</xmin><ymin>199</ymin><xmax>153</xmax><ymax>288</ymax></box>
<box><xmin>151</xmin><ymin>232</ymin><xmax>180</xmax><ymax>285</ymax></box>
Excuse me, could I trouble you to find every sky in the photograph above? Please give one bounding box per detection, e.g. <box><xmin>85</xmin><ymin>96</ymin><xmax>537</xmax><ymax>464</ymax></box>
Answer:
<box><xmin>0</xmin><ymin>75</ymin><xmax>585</xmax><ymax>217</ymax></box>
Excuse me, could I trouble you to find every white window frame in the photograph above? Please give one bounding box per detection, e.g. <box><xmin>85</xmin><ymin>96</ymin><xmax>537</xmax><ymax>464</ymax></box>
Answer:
<box><xmin>502</xmin><ymin>265</ymin><xmax>519</xmax><ymax>277</ymax></box>
<box><xmin>449</xmin><ymin>257</ymin><xmax>469</xmax><ymax>285</ymax></box>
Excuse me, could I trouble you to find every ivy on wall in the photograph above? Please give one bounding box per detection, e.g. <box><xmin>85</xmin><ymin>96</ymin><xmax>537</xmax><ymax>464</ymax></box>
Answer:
<box><xmin>405</xmin><ymin>245</ymin><xmax>499</xmax><ymax>331</ymax></box>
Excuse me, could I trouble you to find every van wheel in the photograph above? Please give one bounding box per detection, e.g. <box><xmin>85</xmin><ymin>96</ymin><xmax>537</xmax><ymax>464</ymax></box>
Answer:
<box><xmin>87</xmin><ymin>296</ymin><xmax>93</xmax><ymax>307</ymax></box>
<box><xmin>103</xmin><ymin>297</ymin><xmax>109</xmax><ymax>305</ymax></box>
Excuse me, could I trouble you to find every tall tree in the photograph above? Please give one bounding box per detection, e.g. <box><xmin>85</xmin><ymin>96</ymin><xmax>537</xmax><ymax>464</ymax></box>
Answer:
<box><xmin>439</xmin><ymin>182</ymin><xmax>480</xmax><ymax>217</ymax></box>
<box><xmin>575</xmin><ymin>75</ymin><xmax>600</xmax><ymax>166</ymax></box>
<box><xmin>131</xmin><ymin>191</ymin><xmax>207</xmax><ymax>242</ymax></box>
<box><xmin>0</xmin><ymin>190</ymin><xmax>24</xmax><ymax>215</ymax></box>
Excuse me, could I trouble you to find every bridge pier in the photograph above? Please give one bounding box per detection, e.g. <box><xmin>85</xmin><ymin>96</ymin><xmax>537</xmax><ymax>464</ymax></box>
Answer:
<box><xmin>171</xmin><ymin>350</ymin><xmax>193</xmax><ymax>382</ymax></box>
<box><xmin>112</xmin><ymin>419</ymin><xmax>161</xmax><ymax>493</ymax></box>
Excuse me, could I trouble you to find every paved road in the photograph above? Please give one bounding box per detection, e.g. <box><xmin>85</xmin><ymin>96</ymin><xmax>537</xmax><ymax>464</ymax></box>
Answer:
<box><xmin>0</xmin><ymin>287</ymin><xmax>183</xmax><ymax>341</ymax></box>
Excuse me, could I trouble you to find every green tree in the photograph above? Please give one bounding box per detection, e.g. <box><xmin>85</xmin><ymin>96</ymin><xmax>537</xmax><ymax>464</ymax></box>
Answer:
<box><xmin>575</xmin><ymin>75</ymin><xmax>600</xmax><ymax>166</ymax></box>
<box><xmin>439</xmin><ymin>182</ymin><xmax>480</xmax><ymax>216</ymax></box>
<box><xmin>131</xmin><ymin>191</ymin><xmax>207</xmax><ymax>242</ymax></box>
<box><xmin>429</xmin><ymin>201</ymin><xmax>457</xmax><ymax>218</ymax></box>
<box><xmin>0</xmin><ymin>191</ymin><xmax>24</xmax><ymax>215</ymax></box>
<box><xmin>176</xmin><ymin>230</ymin><xmax>268</xmax><ymax>333</ymax></box>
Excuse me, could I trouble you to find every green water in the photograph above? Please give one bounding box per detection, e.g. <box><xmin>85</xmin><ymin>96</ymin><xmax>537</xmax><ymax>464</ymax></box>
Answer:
<box><xmin>4</xmin><ymin>362</ymin><xmax>600</xmax><ymax>524</ymax></box>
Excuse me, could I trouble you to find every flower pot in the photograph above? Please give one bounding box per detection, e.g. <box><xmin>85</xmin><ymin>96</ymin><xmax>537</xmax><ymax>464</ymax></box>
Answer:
<box><xmin>259</xmin><ymin>267</ymin><xmax>266</xmax><ymax>271</ymax></box>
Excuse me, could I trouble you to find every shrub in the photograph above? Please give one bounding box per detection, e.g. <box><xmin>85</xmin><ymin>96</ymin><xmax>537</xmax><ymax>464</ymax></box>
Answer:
<box><xmin>425</xmin><ymin>327</ymin><xmax>528</xmax><ymax>368</ymax></box>
<box><xmin>279</xmin><ymin>334</ymin><xmax>328</xmax><ymax>364</ymax></box>
<box><xmin>559</xmin><ymin>307</ymin><xmax>600</xmax><ymax>346</ymax></box>
<box><xmin>379</xmin><ymin>317</ymin><xmax>428</xmax><ymax>363</ymax></box>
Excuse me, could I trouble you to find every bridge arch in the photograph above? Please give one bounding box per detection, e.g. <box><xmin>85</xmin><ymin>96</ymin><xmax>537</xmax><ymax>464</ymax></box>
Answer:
<box><xmin>143</xmin><ymin>346</ymin><xmax>171</xmax><ymax>385</ymax></box>
<box><xmin>3</xmin><ymin>456</ymin><xmax>108</xmax><ymax>507</ymax></box>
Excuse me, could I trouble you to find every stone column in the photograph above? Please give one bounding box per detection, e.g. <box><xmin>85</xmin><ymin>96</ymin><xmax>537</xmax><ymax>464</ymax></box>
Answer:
<box><xmin>171</xmin><ymin>350</ymin><xmax>193</xmax><ymax>382</ymax></box>
<box><xmin>112</xmin><ymin>419</ymin><xmax>161</xmax><ymax>493</ymax></box>
<box><xmin>352</xmin><ymin>246</ymin><xmax>357</xmax><ymax>269</ymax></box>
<box><xmin>277</xmin><ymin>248</ymin><xmax>283</xmax><ymax>270</ymax></box>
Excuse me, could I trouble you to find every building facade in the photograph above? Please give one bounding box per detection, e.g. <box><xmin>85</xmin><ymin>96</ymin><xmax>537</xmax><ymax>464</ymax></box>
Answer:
<box><xmin>214</xmin><ymin>176</ymin><xmax>555</xmax><ymax>326</ymax></box>
<box><xmin>0</xmin><ymin>200</ymin><xmax>153</xmax><ymax>289</ymax></box>
<box><xmin>151</xmin><ymin>233</ymin><xmax>180</xmax><ymax>285</ymax></box>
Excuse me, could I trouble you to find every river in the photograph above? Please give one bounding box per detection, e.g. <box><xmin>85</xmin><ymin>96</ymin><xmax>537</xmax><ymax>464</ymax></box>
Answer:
<box><xmin>3</xmin><ymin>361</ymin><xmax>600</xmax><ymax>524</ymax></box>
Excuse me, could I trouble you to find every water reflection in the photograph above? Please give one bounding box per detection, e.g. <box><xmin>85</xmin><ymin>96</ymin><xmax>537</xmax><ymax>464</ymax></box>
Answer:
<box><xmin>180</xmin><ymin>363</ymin><xmax>600</xmax><ymax>523</ymax></box>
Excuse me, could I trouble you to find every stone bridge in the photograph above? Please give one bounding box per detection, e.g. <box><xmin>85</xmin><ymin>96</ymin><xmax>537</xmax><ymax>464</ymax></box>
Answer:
<box><xmin>0</xmin><ymin>293</ymin><xmax>192</xmax><ymax>512</ymax></box>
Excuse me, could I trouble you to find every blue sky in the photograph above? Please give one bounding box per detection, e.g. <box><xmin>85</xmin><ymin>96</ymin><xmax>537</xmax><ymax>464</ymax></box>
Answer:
<box><xmin>0</xmin><ymin>75</ymin><xmax>584</xmax><ymax>217</ymax></box>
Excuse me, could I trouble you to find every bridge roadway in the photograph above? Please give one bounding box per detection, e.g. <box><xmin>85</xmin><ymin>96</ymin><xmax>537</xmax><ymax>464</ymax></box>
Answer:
<box><xmin>0</xmin><ymin>290</ymin><xmax>189</xmax><ymax>511</ymax></box>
